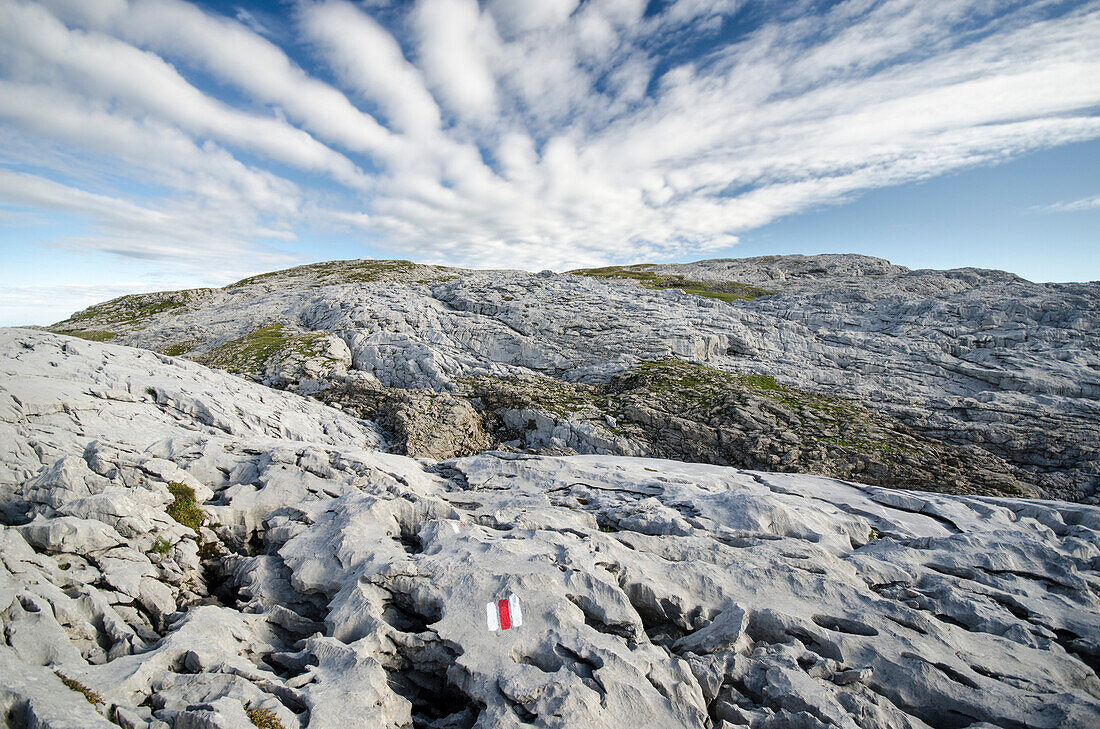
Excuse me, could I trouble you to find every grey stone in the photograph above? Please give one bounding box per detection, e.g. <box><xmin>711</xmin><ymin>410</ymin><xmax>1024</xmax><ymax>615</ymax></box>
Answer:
<box><xmin>43</xmin><ymin>255</ymin><xmax>1097</xmax><ymax>501</ymax></box>
<box><xmin>18</xmin><ymin>516</ymin><xmax>126</xmax><ymax>554</ymax></box>
<box><xmin>1</xmin><ymin>326</ymin><xmax>1098</xmax><ymax>729</ymax></box>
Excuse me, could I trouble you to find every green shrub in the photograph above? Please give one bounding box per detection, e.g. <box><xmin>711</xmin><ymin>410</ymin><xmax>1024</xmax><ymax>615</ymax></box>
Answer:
<box><xmin>741</xmin><ymin>374</ymin><xmax>784</xmax><ymax>391</ymax></box>
<box><xmin>166</xmin><ymin>482</ymin><xmax>205</xmax><ymax>533</ymax></box>
<box><xmin>245</xmin><ymin>705</ymin><xmax>285</xmax><ymax>729</ymax></box>
<box><xmin>149</xmin><ymin>538</ymin><xmax>172</xmax><ymax>556</ymax></box>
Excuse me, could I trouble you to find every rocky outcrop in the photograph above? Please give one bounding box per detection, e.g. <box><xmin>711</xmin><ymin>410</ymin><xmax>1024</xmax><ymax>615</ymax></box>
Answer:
<box><xmin>460</xmin><ymin>362</ymin><xmax>1036</xmax><ymax>497</ymax></box>
<box><xmin>1</xmin><ymin>329</ymin><xmax>1099</xmax><ymax>729</ymax></box>
<box><xmin>47</xmin><ymin>255</ymin><xmax>1100</xmax><ymax>501</ymax></box>
<box><xmin>324</xmin><ymin>375</ymin><xmax>492</xmax><ymax>461</ymax></box>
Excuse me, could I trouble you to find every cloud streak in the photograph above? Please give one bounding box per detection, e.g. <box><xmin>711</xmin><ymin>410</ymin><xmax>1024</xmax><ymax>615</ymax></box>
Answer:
<box><xmin>0</xmin><ymin>0</ymin><xmax>1097</xmax><ymax>287</ymax></box>
<box><xmin>1036</xmin><ymin>194</ymin><xmax>1100</xmax><ymax>213</ymax></box>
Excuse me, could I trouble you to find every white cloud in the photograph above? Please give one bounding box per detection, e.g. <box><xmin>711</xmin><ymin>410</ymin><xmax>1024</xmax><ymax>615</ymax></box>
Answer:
<box><xmin>0</xmin><ymin>0</ymin><xmax>368</xmax><ymax>186</ymax></box>
<box><xmin>107</xmin><ymin>0</ymin><xmax>399</xmax><ymax>163</ymax></box>
<box><xmin>234</xmin><ymin>8</ymin><xmax>273</xmax><ymax>38</ymax></box>
<box><xmin>0</xmin><ymin>0</ymin><xmax>1098</xmax><ymax>284</ymax></box>
<box><xmin>412</xmin><ymin>0</ymin><xmax>501</xmax><ymax>122</ymax></box>
<box><xmin>486</xmin><ymin>0</ymin><xmax>579</xmax><ymax>37</ymax></box>
<box><xmin>0</xmin><ymin>80</ymin><xmax>301</xmax><ymax>218</ymax></box>
<box><xmin>300</xmin><ymin>0</ymin><xmax>441</xmax><ymax>138</ymax></box>
<box><xmin>1036</xmin><ymin>194</ymin><xmax>1100</xmax><ymax>213</ymax></box>
<box><xmin>0</xmin><ymin>168</ymin><xmax>171</xmax><ymax>229</ymax></box>
<box><xmin>0</xmin><ymin>167</ymin><xmax>298</xmax><ymax>266</ymax></box>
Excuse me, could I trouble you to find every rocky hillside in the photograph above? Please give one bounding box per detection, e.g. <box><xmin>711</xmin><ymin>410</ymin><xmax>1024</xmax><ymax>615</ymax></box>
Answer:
<box><xmin>2</xmin><ymin>329</ymin><xmax>1099</xmax><ymax>729</ymax></box>
<box><xmin>48</xmin><ymin>255</ymin><xmax>1100</xmax><ymax>502</ymax></box>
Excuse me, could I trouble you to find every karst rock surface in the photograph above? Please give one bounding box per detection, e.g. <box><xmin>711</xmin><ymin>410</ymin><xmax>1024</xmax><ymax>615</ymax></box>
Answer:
<box><xmin>47</xmin><ymin>255</ymin><xmax>1099</xmax><ymax>502</ymax></box>
<box><xmin>1</xmin><ymin>329</ymin><xmax>1099</xmax><ymax>729</ymax></box>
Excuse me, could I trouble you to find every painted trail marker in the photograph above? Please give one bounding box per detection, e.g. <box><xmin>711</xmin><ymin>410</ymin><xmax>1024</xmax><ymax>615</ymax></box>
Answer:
<box><xmin>487</xmin><ymin>593</ymin><xmax>522</xmax><ymax>632</ymax></box>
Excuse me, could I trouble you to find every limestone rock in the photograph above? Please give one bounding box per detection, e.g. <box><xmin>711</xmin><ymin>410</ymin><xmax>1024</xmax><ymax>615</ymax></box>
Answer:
<box><xmin>46</xmin><ymin>254</ymin><xmax>1098</xmax><ymax>501</ymax></box>
<box><xmin>18</xmin><ymin>516</ymin><xmax>126</xmax><ymax>554</ymax></box>
<box><xmin>1</xmin><ymin>326</ymin><xmax>1097</xmax><ymax>729</ymax></box>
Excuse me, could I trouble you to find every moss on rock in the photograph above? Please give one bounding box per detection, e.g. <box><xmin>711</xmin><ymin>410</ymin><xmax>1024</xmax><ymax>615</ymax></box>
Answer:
<box><xmin>462</xmin><ymin>358</ymin><xmax>1029</xmax><ymax>496</ymax></box>
<box><xmin>48</xmin><ymin>329</ymin><xmax>118</xmax><ymax>342</ymax></box>
<box><xmin>194</xmin><ymin>325</ymin><xmax>292</xmax><ymax>375</ymax></box>
<box><xmin>55</xmin><ymin>672</ymin><xmax>102</xmax><ymax>705</ymax></box>
<box><xmin>228</xmin><ymin>259</ymin><xmax>458</xmax><ymax>289</ymax></box>
<box><xmin>569</xmin><ymin>265</ymin><xmax>775</xmax><ymax>301</ymax></box>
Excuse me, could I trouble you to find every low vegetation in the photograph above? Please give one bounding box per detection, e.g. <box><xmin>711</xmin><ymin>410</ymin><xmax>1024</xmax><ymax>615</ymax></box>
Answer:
<box><xmin>462</xmin><ymin>373</ymin><xmax>601</xmax><ymax>420</ymax></box>
<box><xmin>466</xmin><ymin>358</ymin><xmax>919</xmax><ymax>470</ymax></box>
<box><xmin>48</xmin><ymin>329</ymin><xmax>117</xmax><ymax>342</ymax></box>
<box><xmin>48</xmin><ymin>260</ymin><xmax>463</xmax><ymax>343</ymax></box>
<box><xmin>569</xmin><ymin>265</ymin><xmax>775</xmax><ymax>301</ymax></box>
<box><xmin>57</xmin><ymin>289</ymin><xmax>207</xmax><ymax>329</ymax></box>
<box><xmin>228</xmin><ymin>259</ymin><xmax>458</xmax><ymax>289</ymax></box>
<box><xmin>48</xmin><ymin>289</ymin><xmax>213</xmax><ymax>344</ymax></box>
<box><xmin>194</xmin><ymin>324</ymin><xmax>337</xmax><ymax>377</ymax></box>
<box><xmin>149</xmin><ymin>538</ymin><xmax>172</xmax><ymax>556</ymax></box>
<box><xmin>165</xmin><ymin>482</ymin><xmax>223</xmax><ymax>560</ymax></box>
<box><xmin>166</xmin><ymin>482</ymin><xmax>205</xmax><ymax>534</ymax></box>
<box><xmin>197</xmin><ymin>540</ymin><xmax>222</xmax><ymax>561</ymax></box>
<box><xmin>55</xmin><ymin>672</ymin><xmax>102</xmax><ymax>705</ymax></box>
<box><xmin>194</xmin><ymin>325</ymin><xmax>290</xmax><ymax>375</ymax></box>
<box><xmin>621</xmin><ymin>359</ymin><xmax>900</xmax><ymax>455</ymax></box>
<box><xmin>159</xmin><ymin>341</ymin><xmax>196</xmax><ymax>357</ymax></box>
<box><xmin>245</xmin><ymin>704</ymin><xmax>286</xmax><ymax>729</ymax></box>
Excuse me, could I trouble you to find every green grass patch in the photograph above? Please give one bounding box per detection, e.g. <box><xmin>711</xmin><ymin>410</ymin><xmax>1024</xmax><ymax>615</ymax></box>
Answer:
<box><xmin>678</xmin><ymin>288</ymin><xmax>747</xmax><ymax>302</ymax></box>
<box><xmin>159</xmin><ymin>341</ymin><xmax>195</xmax><ymax>357</ymax></box>
<box><xmin>149</xmin><ymin>538</ymin><xmax>172</xmax><ymax>556</ymax></box>
<box><xmin>132</xmin><ymin>299</ymin><xmax>186</xmax><ymax>317</ymax></box>
<box><xmin>461</xmin><ymin>373</ymin><xmax>601</xmax><ymax>420</ymax></box>
<box><xmin>166</xmin><ymin>482</ymin><xmax>205</xmax><ymax>534</ymax></box>
<box><xmin>741</xmin><ymin>374</ymin><xmax>784</xmax><ymax>391</ymax></box>
<box><xmin>821</xmin><ymin>436</ymin><xmax>900</xmax><ymax>455</ymax></box>
<box><xmin>465</xmin><ymin>358</ymin><xmax>916</xmax><ymax>464</ymax></box>
<box><xmin>229</xmin><ymin>259</ymin><xmax>457</xmax><ymax>289</ymax></box>
<box><xmin>245</xmin><ymin>705</ymin><xmax>286</xmax><ymax>729</ymax></box>
<box><xmin>618</xmin><ymin>359</ymin><xmax>911</xmax><ymax>458</ymax></box>
<box><xmin>49</xmin><ymin>329</ymin><xmax>118</xmax><ymax>342</ymax></box>
<box><xmin>195</xmin><ymin>324</ymin><xmax>290</xmax><ymax>375</ymax></box>
<box><xmin>569</xmin><ymin>265</ymin><xmax>664</xmax><ymax>282</ymax></box>
<box><xmin>622</xmin><ymin>359</ymin><xmax>736</xmax><ymax>407</ymax></box>
<box><xmin>195</xmin><ymin>324</ymin><xmax>338</xmax><ymax>376</ymax></box>
<box><xmin>55</xmin><ymin>672</ymin><xmax>102</xmax><ymax>705</ymax></box>
<box><xmin>569</xmin><ymin>265</ymin><xmax>774</xmax><ymax>302</ymax></box>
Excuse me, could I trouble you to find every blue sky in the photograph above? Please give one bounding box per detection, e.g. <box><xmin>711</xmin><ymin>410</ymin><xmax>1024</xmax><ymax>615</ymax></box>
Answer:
<box><xmin>1</xmin><ymin>0</ymin><xmax>1098</xmax><ymax>326</ymax></box>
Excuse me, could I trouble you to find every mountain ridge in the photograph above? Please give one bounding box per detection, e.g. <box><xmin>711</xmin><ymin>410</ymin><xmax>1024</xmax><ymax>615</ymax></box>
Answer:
<box><xmin>45</xmin><ymin>254</ymin><xmax>1099</xmax><ymax>503</ymax></box>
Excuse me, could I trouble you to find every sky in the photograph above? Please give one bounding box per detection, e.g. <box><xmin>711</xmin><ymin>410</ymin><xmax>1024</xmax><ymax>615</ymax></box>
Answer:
<box><xmin>0</xmin><ymin>0</ymin><xmax>1098</xmax><ymax>326</ymax></box>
